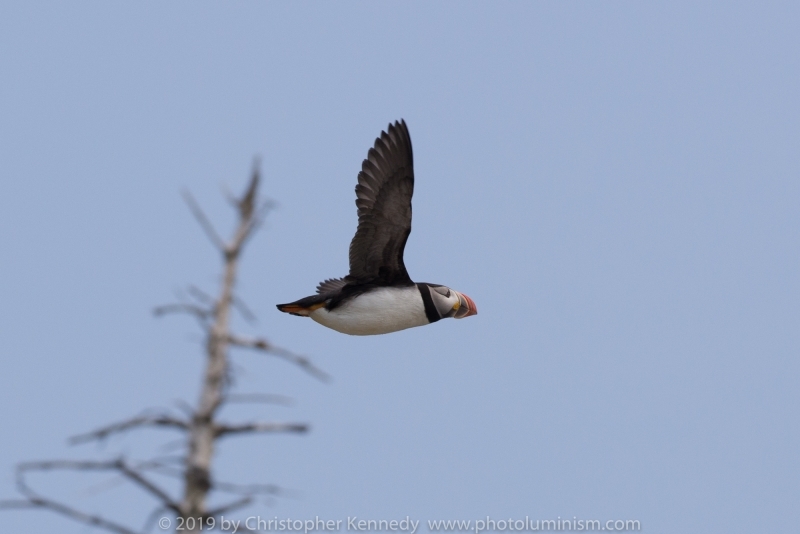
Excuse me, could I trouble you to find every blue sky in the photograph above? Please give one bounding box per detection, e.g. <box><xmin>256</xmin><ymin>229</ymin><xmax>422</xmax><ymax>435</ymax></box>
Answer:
<box><xmin>1</xmin><ymin>2</ymin><xmax>798</xmax><ymax>533</ymax></box>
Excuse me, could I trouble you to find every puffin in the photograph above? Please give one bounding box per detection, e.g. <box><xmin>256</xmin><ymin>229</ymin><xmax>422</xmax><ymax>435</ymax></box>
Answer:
<box><xmin>276</xmin><ymin>119</ymin><xmax>477</xmax><ymax>335</ymax></box>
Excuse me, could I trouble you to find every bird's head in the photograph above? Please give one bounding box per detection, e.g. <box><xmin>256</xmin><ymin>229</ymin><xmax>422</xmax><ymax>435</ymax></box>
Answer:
<box><xmin>428</xmin><ymin>284</ymin><xmax>478</xmax><ymax>319</ymax></box>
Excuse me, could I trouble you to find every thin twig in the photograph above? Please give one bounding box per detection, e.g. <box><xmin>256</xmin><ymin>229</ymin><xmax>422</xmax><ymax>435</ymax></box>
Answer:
<box><xmin>156</xmin><ymin>439</ymin><xmax>187</xmax><ymax>454</ymax></box>
<box><xmin>187</xmin><ymin>285</ymin><xmax>214</xmax><ymax>305</ymax></box>
<box><xmin>115</xmin><ymin>460</ymin><xmax>181</xmax><ymax>513</ymax></box>
<box><xmin>15</xmin><ymin>459</ymin><xmax>181</xmax><ymax>513</ymax></box>
<box><xmin>153</xmin><ymin>303</ymin><xmax>211</xmax><ymax>331</ymax></box>
<box><xmin>16</xmin><ymin>459</ymin><xmax>118</xmax><ymax>485</ymax></box>
<box><xmin>213</xmin><ymin>480</ymin><xmax>282</xmax><ymax>496</ymax></box>
<box><xmin>214</xmin><ymin>422</ymin><xmax>308</xmax><ymax>438</ymax></box>
<box><xmin>70</xmin><ymin>415</ymin><xmax>189</xmax><ymax>445</ymax></box>
<box><xmin>206</xmin><ymin>496</ymin><xmax>253</xmax><ymax>516</ymax></box>
<box><xmin>0</xmin><ymin>496</ymin><xmax>138</xmax><ymax>534</ymax></box>
<box><xmin>182</xmin><ymin>190</ymin><xmax>226</xmax><ymax>251</ymax></box>
<box><xmin>238</xmin><ymin>163</ymin><xmax>259</xmax><ymax>222</ymax></box>
<box><xmin>3</xmin><ymin>459</ymin><xmax>181</xmax><ymax>534</ymax></box>
<box><xmin>226</xmin><ymin>393</ymin><xmax>295</xmax><ymax>406</ymax></box>
<box><xmin>139</xmin><ymin>462</ymin><xmax>183</xmax><ymax>480</ymax></box>
<box><xmin>82</xmin><ymin>474</ymin><xmax>127</xmax><ymax>496</ymax></box>
<box><xmin>173</xmin><ymin>399</ymin><xmax>195</xmax><ymax>419</ymax></box>
<box><xmin>238</xmin><ymin>199</ymin><xmax>276</xmax><ymax>250</ymax></box>
<box><xmin>228</xmin><ymin>335</ymin><xmax>330</xmax><ymax>382</ymax></box>
<box><xmin>231</xmin><ymin>294</ymin><xmax>257</xmax><ymax>324</ymax></box>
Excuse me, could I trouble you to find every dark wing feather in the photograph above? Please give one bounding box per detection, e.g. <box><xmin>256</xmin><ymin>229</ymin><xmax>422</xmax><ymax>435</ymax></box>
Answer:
<box><xmin>346</xmin><ymin>120</ymin><xmax>414</xmax><ymax>286</ymax></box>
<box><xmin>316</xmin><ymin>278</ymin><xmax>347</xmax><ymax>294</ymax></box>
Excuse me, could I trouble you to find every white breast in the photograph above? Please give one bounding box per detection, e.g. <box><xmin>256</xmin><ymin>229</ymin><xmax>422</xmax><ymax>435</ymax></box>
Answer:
<box><xmin>309</xmin><ymin>286</ymin><xmax>428</xmax><ymax>336</ymax></box>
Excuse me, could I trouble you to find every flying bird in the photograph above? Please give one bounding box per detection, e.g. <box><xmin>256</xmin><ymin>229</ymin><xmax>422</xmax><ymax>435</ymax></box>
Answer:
<box><xmin>277</xmin><ymin>120</ymin><xmax>477</xmax><ymax>335</ymax></box>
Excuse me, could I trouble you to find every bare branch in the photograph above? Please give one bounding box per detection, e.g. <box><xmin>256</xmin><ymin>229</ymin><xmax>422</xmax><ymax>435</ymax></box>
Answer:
<box><xmin>222</xmin><ymin>183</ymin><xmax>239</xmax><ymax>209</ymax></box>
<box><xmin>70</xmin><ymin>415</ymin><xmax>188</xmax><ymax>445</ymax></box>
<box><xmin>0</xmin><ymin>496</ymin><xmax>139</xmax><ymax>534</ymax></box>
<box><xmin>213</xmin><ymin>480</ymin><xmax>282</xmax><ymax>496</ymax></box>
<box><xmin>206</xmin><ymin>496</ymin><xmax>252</xmax><ymax>516</ymax></box>
<box><xmin>82</xmin><ymin>473</ymin><xmax>127</xmax><ymax>496</ymax></box>
<box><xmin>240</xmin><ymin>198</ymin><xmax>276</xmax><ymax>246</ymax></box>
<box><xmin>115</xmin><ymin>461</ymin><xmax>181</xmax><ymax>513</ymax></box>
<box><xmin>5</xmin><ymin>459</ymin><xmax>178</xmax><ymax>534</ymax></box>
<box><xmin>173</xmin><ymin>399</ymin><xmax>196</xmax><ymax>419</ymax></box>
<box><xmin>156</xmin><ymin>439</ymin><xmax>187</xmax><ymax>455</ymax></box>
<box><xmin>231</xmin><ymin>294</ymin><xmax>257</xmax><ymax>324</ymax></box>
<box><xmin>264</xmin><ymin>345</ymin><xmax>330</xmax><ymax>382</ymax></box>
<box><xmin>228</xmin><ymin>335</ymin><xmax>330</xmax><ymax>382</ymax></box>
<box><xmin>187</xmin><ymin>285</ymin><xmax>214</xmax><ymax>306</ymax></box>
<box><xmin>136</xmin><ymin>461</ymin><xmax>286</xmax><ymax>499</ymax></box>
<box><xmin>141</xmin><ymin>456</ymin><xmax>185</xmax><ymax>468</ymax></box>
<box><xmin>226</xmin><ymin>393</ymin><xmax>294</xmax><ymax>406</ymax></box>
<box><xmin>182</xmin><ymin>189</ymin><xmax>226</xmax><ymax>251</ymax></box>
<box><xmin>15</xmin><ymin>459</ymin><xmax>180</xmax><ymax>514</ymax></box>
<box><xmin>233</xmin><ymin>198</ymin><xmax>277</xmax><ymax>258</ymax></box>
<box><xmin>153</xmin><ymin>304</ymin><xmax>211</xmax><ymax>331</ymax></box>
<box><xmin>16</xmin><ymin>459</ymin><xmax>121</xmax><ymax>487</ymax></box>
<box><xmin>138</xmin><ymin>461</ymin><xmax>184</xmax><ymax>481</ymax></box>
<box><xmin>238</xmin><ymin>161</ymin><xmax>259</xmax><ymax>222</ymax></box>
<box><xmin>215</xmin><ymin>422</ymin><xmax>308</xmax><ymax>438</ymax></box>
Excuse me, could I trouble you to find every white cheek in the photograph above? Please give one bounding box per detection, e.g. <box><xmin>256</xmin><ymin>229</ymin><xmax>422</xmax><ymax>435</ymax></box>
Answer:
<box><xmin>433</xmin><ymin>295</ymin><xmax>457</xmax><ymax>317</ymax></box>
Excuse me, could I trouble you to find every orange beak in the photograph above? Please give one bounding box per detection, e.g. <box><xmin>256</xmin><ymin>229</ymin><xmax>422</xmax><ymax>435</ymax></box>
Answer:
<box><xmin>454</xmin><ymin>291</ymin><xmax>478</xmax><ymax>319</ymax></box>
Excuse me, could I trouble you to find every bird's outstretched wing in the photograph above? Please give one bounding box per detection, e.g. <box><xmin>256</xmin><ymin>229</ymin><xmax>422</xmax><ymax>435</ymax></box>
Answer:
<box><xmin>346</xmin><ymin>120</ymin><xmax>414</xmax><ymax>286</ymax></box>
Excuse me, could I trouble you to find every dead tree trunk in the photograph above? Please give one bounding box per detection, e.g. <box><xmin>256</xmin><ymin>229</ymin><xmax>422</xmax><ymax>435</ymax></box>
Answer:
<box><xmin>181</xmin><ymin>169</ymin><xmax>259</xmax><ymax>523</ymax></box>
<box><xmin>0</xmin><ymin>164</ymin><xmax>327</xmax><ymax>534</ymax></box>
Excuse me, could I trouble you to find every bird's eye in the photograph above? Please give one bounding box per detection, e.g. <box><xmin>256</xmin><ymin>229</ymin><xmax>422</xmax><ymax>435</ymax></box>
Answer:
<box><xmin>433</xmin><ymin>286</ymin><xmax>450</xmax><ymax>298</ymax></box>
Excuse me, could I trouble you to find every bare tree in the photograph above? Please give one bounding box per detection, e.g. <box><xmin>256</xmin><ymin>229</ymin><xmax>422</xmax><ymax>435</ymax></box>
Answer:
<box><xmin>1</xmin><ymin>164</ymin><xmax>327</xmax><ymax>532</ymax></box>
